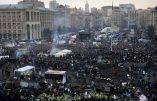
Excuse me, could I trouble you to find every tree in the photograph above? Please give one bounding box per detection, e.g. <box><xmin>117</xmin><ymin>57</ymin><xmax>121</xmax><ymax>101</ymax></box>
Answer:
<box><xmin>146</xmin><ymin>25</ymin><xmax>155</xmax><ymax>40</ymax></box>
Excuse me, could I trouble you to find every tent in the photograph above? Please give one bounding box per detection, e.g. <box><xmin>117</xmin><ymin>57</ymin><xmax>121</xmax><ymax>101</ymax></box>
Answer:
<box><xmin>54</xmin><ymin>49</ymin><xmax>72</xmax><ymax>57</ymax></box>
<box><xmin>14</xmin><ymin>66</ymin><xmax>35</xmax><ymax>77</ymax></box>
<box><xmin>50</xmin><ymin>48</ymin><xmax>61</xmax><ymax>55</ymax></box>
<box><xmin>71</xmin><ymin>35</ymin><xmax>77</xmax><ymax>39</ymax></box>
<box><xmin>138</xmin><ymin>38</ymin><xmax>150</xmax><ymax>43</ymax></box>
<box><xmin>45</xmin><ymin>70</ymin><xmax>67</xmax><ymax>84</ymax></box>
<box><xmin>0</xmin><ymin>55</ymin><xmax>9</xmax><ymax>60</ymax></box>
<box><xmin>5</xmin><ymin>43</ymin><xmax>15</xmax><ymax>47</ymax></box>
<box><xmin>101</xmin><ymin>27</ymin><xmax>112</xmax><ymax>33</ymax></box>
<box><xmin>139</xmin><ymin>94</ymin><xmax>148</xmax><ymax>101</ymax></box>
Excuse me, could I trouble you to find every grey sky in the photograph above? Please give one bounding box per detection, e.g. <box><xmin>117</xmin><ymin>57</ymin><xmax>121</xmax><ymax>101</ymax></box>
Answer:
<box><xmin>0</xmin><ymin>0</ymin><xmax>156</xmax><ymax>9</ymax></box>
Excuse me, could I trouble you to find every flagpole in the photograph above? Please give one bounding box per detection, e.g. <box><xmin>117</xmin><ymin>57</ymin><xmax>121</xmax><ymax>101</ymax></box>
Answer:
<box><xmin>110</xmin><ymin>0</ymin><xmax>114</xmax><ymax>51</ymax></box>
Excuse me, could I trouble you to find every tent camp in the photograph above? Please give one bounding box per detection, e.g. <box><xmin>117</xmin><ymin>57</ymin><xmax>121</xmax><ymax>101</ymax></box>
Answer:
<box><xmin>45</xmin><ymin>70</ymin><xmax>67</xmax><ymax>84</ymax></box>
<box><xmin>14</xmin><ymin>66</ymin><xmax>35</xmax><ymax>77</ymax></box>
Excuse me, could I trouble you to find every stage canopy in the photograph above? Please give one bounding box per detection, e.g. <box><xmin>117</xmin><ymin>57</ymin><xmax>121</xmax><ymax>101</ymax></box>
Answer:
<box><xmin>45</xmin><ymin>70</ymin><xmax>67</xmax><ymax>84</ymax></box>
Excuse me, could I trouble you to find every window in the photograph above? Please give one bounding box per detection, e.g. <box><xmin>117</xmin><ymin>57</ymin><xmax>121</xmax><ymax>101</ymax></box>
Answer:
<box><xmin>8</xmin><ymin>30</ymin><xmax>11</xmax><ymax>33</ymax></box>
<box><xmin>26</xmin><ymin>12</ymin><xmax>29</xmax><ymax>21</ymax></box>
<box><xmin>12</xmin><ymin>19</ymin><xmax>16</xmax><ymax>22</ymax></box>
<box><xmin>13</xmin><ymin>30</ymin><xmax>16</xmax><ymax>33</ymax></box>
<box><xmin>18</xmin><ymin>30</ymin><xmax>21</xmax><ymax>34</ymax></box>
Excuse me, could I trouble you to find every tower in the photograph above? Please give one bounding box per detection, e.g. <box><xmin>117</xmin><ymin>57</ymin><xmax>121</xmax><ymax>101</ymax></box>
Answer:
<box><xmin>85</xmin><ymin>0</ymin><xmax>89</xmax><ymax>13</ymax></box>
<box><xmin>49</xmin><ymin>0</ymin><xmax>58</xmax><ymax>10</ymax></box>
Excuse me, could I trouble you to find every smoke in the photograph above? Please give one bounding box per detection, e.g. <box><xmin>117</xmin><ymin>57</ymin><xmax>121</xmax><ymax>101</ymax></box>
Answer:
<box><xmin>50</xmin><ymin>15</ymin><xmax>66</xmax><ymax>55</ymax></box>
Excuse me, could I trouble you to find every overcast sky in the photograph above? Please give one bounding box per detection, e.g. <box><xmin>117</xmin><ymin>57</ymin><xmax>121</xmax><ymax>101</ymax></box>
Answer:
<box><xmin>0</xmin><ymin>0</ymin><xmax>156</xmax><ymax>9</ymax></box>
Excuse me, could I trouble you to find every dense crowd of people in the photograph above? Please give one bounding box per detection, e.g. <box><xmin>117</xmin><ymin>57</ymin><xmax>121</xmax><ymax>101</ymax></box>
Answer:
<box><xmin>0</xmin><ymin>36</ymin><xmax>157</xmax><ymax>101</ymax></box>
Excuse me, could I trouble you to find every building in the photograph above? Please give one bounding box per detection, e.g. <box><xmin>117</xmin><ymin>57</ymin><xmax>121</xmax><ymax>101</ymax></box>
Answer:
<box><xmin>111</xmin><ymin>7</ymin><xmax>123</xmax><ymax>29</ymax></box>
<box><xmin>0</xmin><ymin>4</ymin><xmax>41</xmax><ymax>40</ymax></box>
<box><xmin>84</xmin><ymin>13</ymin><xmax>90</xmax><ymax>31</ymax></box>
<box><xmin>128</xmin><ymin>10</ymin><xmax>137</xmax><ymax>29</ymax></box>
<box><xmin>119</xmin><ymin>3</ymin><xmax>136</xmax><ymax>13</ymax></box>
<box><xmin>38</xmin><ymin>7</ymin><xmax>53</xmax><ymax>38</ymax></box>
<box><xmin>135</xmin><ymin>9</ymin><xmax>146</xmax><ymax>30</ymax></box>
<box><xmin>0</xmin><ymin>0</ymin><xmax>59</xmax><ymax>41</ymax></box>
<box><xmin>144</xmin><ymin>8</ymin><xmax>153</xmax><ymax>29</ymax></box>
<box><xmin>18</xmin><ymin>0</ymin><xmax>44</xmax><ymax>7</ymax></box>
<box><xmin>55</xmin><ymin>5</ymin><xmax>71</xmax><ymax>32</ymax></box>
<box><xmin>85</xmin><ymin>0</ymin><xmax>89</xmax><ymax>13</ymax></box>
<box><xmin>49</xmin><ymin>0</ymin><xmax>59</xmax><ymax>10</ymax></box>
<box><xmin>101</xmin><ymin>6</ymin><xmax>113</xmax><ymax>17</ymax></box>
<box><xmin>70</xmin><ymin>8</ymin><xmax>84</xmax><ymax>31</ymax></box>
<box><xmin>150</xmin><ymin>8</ymin><xmax>157</xmax><ymax>33</ymax></box>
<box><xmin>90</xmin><ymin>8</ymin><xmax>103</xmax><ymax>31</ymax></box>
<box><xmin>101</xmin><ymin>6</ymin><xmax>113</xmax><ymax>27</ymax></box>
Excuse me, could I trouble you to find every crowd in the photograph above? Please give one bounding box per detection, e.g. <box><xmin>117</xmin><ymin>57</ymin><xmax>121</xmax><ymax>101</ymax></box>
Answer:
<box><xmin>0</xmin><ymin>37</ymin><xmax>157</xmax><ymax>101</ymax></box>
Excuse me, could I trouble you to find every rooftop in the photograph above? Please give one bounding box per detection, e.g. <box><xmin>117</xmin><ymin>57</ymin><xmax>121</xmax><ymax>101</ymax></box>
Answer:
<box><xmin>0</xmin><ymin>4</ymin><xmax>33</xmax><ymax>10</ymax></box>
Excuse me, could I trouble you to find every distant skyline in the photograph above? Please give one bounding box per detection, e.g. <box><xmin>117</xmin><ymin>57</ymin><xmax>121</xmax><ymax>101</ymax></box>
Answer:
<box><xmin>0</xmin><ymin>0</ymin><xmax>157</xmax><ymax>9</ymax></box>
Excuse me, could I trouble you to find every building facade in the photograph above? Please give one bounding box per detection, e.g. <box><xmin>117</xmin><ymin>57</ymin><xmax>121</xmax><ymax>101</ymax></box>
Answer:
<box><xmin>18</xmin><ymin>0</ymin><xmax>44</xmax><ymax>7</ymax></box>
<box><xmin>85</xmin><ymin>0</ymin><xmax>89</xmax><ymax>13</ymax></box>
<box><xmin>0</xmin><ymin>4</ymin><xmax>41</xmax><ymax>41</ymax></box>
<box><xmin>0</xmin><ymin>0</ymin><xmax>57</xmax><ymax>41</ymax></box>
<box><xmin>111</xmin><ymin>7</ymin><xmax>124</xmax><ymax>29</ymax></box>
<box><xmin>39</xmin><ymin>7</ymin><xmax>53</xmax><ymax>38</ymax></box>
<box><xmin>90</xmin><ymin>8</ymin><xmax>103</xmax><ymax>31</ymax></box>
<box><xmin>49</xmin><ymin>0</ymin><xmax>59</xmax><ymax>10</ymax></box>
<box><xmin>70</xmin><ymin>8</ymin><xmax>84</xmax><ymax>31</ymax></box>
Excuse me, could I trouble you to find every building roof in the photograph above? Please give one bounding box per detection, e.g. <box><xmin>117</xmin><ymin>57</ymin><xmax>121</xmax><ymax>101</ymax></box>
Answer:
<box><xmin>0</xmin><ymin>4</ymin><xmax>33</xmax><ymax>10</ymax></box>
<box><xmin>0</xmin><ymin>4</ymin><xmax>55</xmax><ymax>12</ymax></box>
<box><xmin>57</xmin><ymin>5</ymin><xmax>65</xmax><ymax>9</ymax></box>
<box><xmin>37</xmin><ymin>7</ymin><xmax>51</xmax><ymax>11</ymax></box>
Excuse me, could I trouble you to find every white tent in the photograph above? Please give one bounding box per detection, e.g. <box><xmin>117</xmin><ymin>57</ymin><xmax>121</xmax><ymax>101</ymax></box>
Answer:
<box><xmin>5</xmin><ymin>43</ymin><xmax>15</xmax><ymax>47</ymax></box>
<box><xmin>0</xmin><ymin>55</ymin><xmax>9</xmax><ymax>60</ymax></box>
<box><xmin>139</xmin><ymin>94</ymin><xmax>148</xmax><ymax>101</ymax></box>
<box><xmin>138</xmin><ymin>38</ymin><xmax>150</xmax><ymax>43</ymax></box>
<box><xmin>50</xmin><ymin>48</ymin><xmax>61</xmax><ymax>55</ymax></box>
<box><xmin>15</xmin><ymin>66</ymin><xmax>35</xmax><ymax>72</ymax></box>
<box><xmin>54</xmin><ymin>49</ymin><xmax>72</xmax><ymax>57</ymax></box>
<box><xmin>45</xmin><ymin>70</ymin><xmax>66</xmax><ymax>75</ymax></box>
<box><xmin>101</xmin><ymin>27</ymin><xmax>112</xmax><ymax>33</ymax></box>
<box><xmin>71</xmin><ymin>35</ymin><xmax>77</xmax><ymax>39</ymax></box>
<box><xmin>14</xmin><ymin>66</ymin><xmax>35</xmax><ymax>77</ymax></box>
